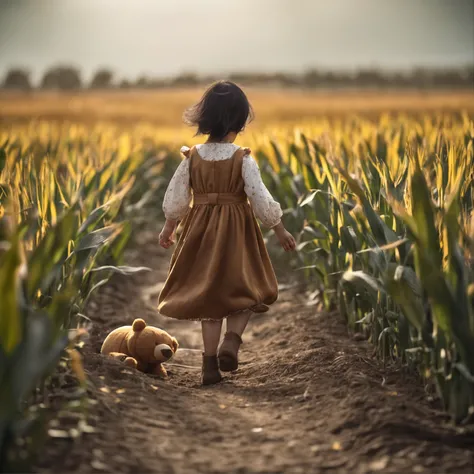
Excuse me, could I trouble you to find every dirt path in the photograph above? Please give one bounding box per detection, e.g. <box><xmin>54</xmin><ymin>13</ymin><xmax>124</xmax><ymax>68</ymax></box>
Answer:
<box><xmin>36</xmin><ymin>229</ymin><xmax>474</xmax><ymax>474</ymax></box>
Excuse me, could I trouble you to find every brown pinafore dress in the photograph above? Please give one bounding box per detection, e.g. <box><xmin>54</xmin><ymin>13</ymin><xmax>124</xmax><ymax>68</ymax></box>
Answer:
<box><xmin>158</xmin><ymin>146</ymin><xmax>278</xmax><ymax>321</ymax></box>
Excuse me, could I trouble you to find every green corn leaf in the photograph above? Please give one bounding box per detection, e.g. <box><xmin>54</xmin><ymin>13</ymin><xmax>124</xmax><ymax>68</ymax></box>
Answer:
<box><xmin>27</xmin><ymin>207</ymin><xmax>78</xmax><ymax>299</ymax></box>
<box><xmin>11</xmin><ymin>313</ymin><xmax>68</xmax><ymax>405</ymax></box>
<box><xmin>110</xmin><ymin>221</ymin><xmax>132</xmax><ymax>263</ymax></box>
<box><xmin>301</xmin><ymin>224</ymin><xmax>328</xmax><ymax>240</ymax></box>
<box><xmin>77</xmin><ymin>206</ymin><xmax>109</xmax><ymax>235</ymax></box>
<box><xmin>384</xmin><ymin>264</ymin><xmax>424</xmax><ymax>331</ymax></box>
<box><xmin>82</xmin><ymin>278</ymin><xmax>109</xmax><ymax>308</ymax></box>
<box><xmin>340</xmin><ymin>226</ymin><xmax>360</xmax><ymax>254</ymax></box>
<box><xmin>270</xmin><ymin>141</ymin><xmax>285</xmax><ymax>170</ymax></box>
<box><xmin>0</xmin><ymin>148</ymin><xmax>6</xmax><ymax>174</ymax></box>
<box><xmin>89</xmin><ymin>265</ymin><xmax>151</xmax><ymax>275</ymax></box>
<box><xmin>453</xmin><ymin>363</ymin><xmax>474</xmax><ymax>383</ymax></box>
<box><xmin>341</xmin><ymin>270</ymin><xmax>384</xmax><ymax>295</ymax></box>
<box><xmin>296</xmin><ymin>240</ymin><xmax>316</xmax><ymax>251</ymax></box>
<box><xmin>355</xmin><ymin>310</ymin><xmax>375</xmax><ymax>324</ymax></box>
<box><xmin>415</xmin><ymin>248</ymin><xmax>459</xmax><ymax>340</ymax></box>
<box><xmin>73</xmin><ymin>224</ymin><xmax>123</xmax><ymax>253</ymax></box>
<box><xmin>0</xmin><ymin>235</ymin><xmax>22</xmax><ymax>354</ymax></box>
<box><xmin>299</xmin><ymin>191</ymin><xmax>318</xmax><ymax>207</ymax></box>
<box><xmin>334</xmin><ymin>162</ymin><xmax>399</xmax><ymax>247</ymax></box>
<box><xmin>410</xmin><ymin>164</ymin><xmax>442</xmax><ymax>270</ymax></box>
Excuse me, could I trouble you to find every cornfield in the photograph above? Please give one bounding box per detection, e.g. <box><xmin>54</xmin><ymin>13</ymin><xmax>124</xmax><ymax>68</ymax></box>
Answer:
<box><xmin>1</xmin><ymin>110</ymin><xmax>474</xmax><ymax>467</ymax></box>
<box><xmin>252</xmin><ymin>112</ymin><xmax>474</xmax><ymax>423</ymax></box>
<box><xmin>0</xmin><ymin>123</ymin><xmax>177</xmax><ymax>469</ymax></box>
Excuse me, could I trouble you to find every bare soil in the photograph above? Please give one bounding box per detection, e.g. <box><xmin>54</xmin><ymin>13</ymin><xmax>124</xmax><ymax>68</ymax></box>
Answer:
<box><xmin>35</xmin><ymin>230</ymin><xmax>474</xmax><ymax>474</ymax></box>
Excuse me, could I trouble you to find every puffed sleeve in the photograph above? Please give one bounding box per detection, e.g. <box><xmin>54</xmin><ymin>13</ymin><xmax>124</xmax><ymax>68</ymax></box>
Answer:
<box><xmin>242</xmin><ymin>155</ymin><xmax>283</xmax><ymax>228</ymax></box>
<box><xmin>162</xmin><ymin>146</ymin><xmax>191</xmax><ymax>221</ymax></box>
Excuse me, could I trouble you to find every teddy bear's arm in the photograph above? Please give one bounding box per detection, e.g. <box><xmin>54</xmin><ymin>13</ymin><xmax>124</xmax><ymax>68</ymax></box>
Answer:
<box><xmin>107</xmin><ymin>352</ymin><xmax>138</xmax><ymax>369</ymax></box>
<box><xmin>150</xmin><ymin>363</ymin><xmax>168</xmax><ymax>378</ymax></box>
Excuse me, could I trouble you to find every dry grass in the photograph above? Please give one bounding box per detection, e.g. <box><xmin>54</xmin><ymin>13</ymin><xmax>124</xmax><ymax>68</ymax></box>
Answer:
<box><xmin>1</xmin><ymin>88</ymin><xmax>473</xmax><ymax>129</ymax></box>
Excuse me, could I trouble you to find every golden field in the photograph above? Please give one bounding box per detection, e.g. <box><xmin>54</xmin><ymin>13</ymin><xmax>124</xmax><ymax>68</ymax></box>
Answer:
<box><xmin>1</xmin><ymin>88</ymin><xmax>473</xmax><ymax>128</ymax></box>
<box><xmin>2</xmin><ymin>87</ymin><xmax>473</xmax><ymax>153</ymax></box>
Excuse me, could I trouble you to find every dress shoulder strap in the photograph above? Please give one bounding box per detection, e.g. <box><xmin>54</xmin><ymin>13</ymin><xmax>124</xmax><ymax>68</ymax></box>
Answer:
<box><xmin>181</xmin><ymin>145</ymin><xmax>197</xmax><ymax>174</ymax></box>
<box><xmin>180</xmin><ymin>145</ymin><xmax>194</xmax><ymax>158</ymax></box>
<box><xmin>230</xmin><ymin>146</ymin><xmax>251</xmax><ymax>171</ymax></box>
<box><xmin>180</xmin><ymin>146</ymin><xmax>195</xmax><ymax>187</ymax></box>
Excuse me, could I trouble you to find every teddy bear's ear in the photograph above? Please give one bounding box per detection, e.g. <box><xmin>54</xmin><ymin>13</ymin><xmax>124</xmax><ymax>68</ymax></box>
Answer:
<box><xmin>132</xmin><ymin>319</ymin><xmax>147</xmax><ymax>332</ymax></box>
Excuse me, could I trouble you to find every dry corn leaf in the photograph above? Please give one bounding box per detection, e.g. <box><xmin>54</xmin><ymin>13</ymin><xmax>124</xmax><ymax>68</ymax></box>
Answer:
<box><xmin>68</xmin><ymin>327</ymin><xmax>88</xmax><ymax>342</ymax></box>
<box><xmin>331</xmin><ymin>441</ymin><xmax>342</xmax><ymax>451</ymax></box>
<box><xmin>91</xmin><ymin>460</ymin><xmax>107</xmax><ymax>471</ymax></box>
<box><xmin>48</xmin><ymin>429</ymin><xmax>70</xmax><ymax>438</ymax></box>
<box><xmin>369</xmin><ymin>456</ymin><xmax>389</xmax><ymax>471</ymax></box>
<box><xmin>79</xmin><ymin>420</ymin><xmax>96</xmax><ymax>433</ymax></box>
<box><xmin>67</xmin><ymin>348</ymin><xmax>86</xmax><ymax>384</ymax></box>
<box><xmin>93</xmin><ymin>449</ymin><xmax>104</xmax><ymax>458</ymax></box>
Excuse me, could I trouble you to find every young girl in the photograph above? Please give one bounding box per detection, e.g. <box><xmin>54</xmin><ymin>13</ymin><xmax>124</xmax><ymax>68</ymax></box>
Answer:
<box><xmin>158</xmin><ymin>81</ymin><xmax>296</xmax><ymax>385</ymax></box>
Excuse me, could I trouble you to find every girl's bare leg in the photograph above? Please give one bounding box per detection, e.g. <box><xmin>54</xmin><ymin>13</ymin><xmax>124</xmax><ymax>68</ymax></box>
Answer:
<box><xmin>226</xmin><ymin>310</ymin><xmax>251</xmax><ymax>337</ymax></box>
<box><xmin>201</xmin><ymin>320</ymin><xmax>223</xmax><ymax>356</ymax></box>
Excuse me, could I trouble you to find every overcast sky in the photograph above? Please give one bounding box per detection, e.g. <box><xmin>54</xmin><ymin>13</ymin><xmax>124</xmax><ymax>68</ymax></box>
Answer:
<box><xmin>0</xmin><ymin>0</ymin><xmax>473</xmax><ymax>83</ymax></box>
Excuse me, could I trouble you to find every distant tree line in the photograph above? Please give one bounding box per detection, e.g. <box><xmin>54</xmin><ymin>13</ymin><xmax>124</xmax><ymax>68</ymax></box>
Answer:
<box><xmin>2</xmin><ymin>64</ymin><xmax>473</xmax><ymax>91</ymax></box>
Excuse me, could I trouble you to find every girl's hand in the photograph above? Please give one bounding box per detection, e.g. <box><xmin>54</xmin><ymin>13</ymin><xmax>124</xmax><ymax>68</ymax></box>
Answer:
<box><xmin>159</xmin><ymin>219</ymin><xmax>177</xmax><ymax>249</ymax></box>
<box><xmin>272</xmin><ymin>222</ymin><xmax>296</xmax><ymax>252</ymax></box>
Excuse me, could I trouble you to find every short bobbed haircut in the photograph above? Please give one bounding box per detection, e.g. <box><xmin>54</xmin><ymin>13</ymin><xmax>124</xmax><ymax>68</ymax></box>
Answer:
<box><xmin>183</xmin><ymin>81</ymin><xmax>254</xmax><ymax>141</ymax></box>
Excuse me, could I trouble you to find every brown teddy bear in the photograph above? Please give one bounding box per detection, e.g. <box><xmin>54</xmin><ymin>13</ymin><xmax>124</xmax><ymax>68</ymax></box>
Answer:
<box><xmin>100</xmin><ymin>318</ymin><xmax>178</xmax><ymax>378</ymax></box>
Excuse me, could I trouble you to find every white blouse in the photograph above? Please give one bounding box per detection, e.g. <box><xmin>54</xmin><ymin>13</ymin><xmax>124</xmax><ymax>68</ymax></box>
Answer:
<box><xmin>162</xmin><ymin>143</ymin><xmax>283</xmax><ymax>228</ymax></box>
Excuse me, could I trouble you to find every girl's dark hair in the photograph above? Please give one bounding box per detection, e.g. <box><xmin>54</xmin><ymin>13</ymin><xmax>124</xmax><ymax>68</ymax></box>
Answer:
<box><xmin>183</xmin><ymin>81</ymin><xmax>254</xmax><ymax>141</ymax></box>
